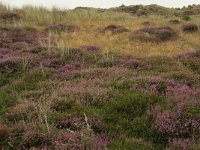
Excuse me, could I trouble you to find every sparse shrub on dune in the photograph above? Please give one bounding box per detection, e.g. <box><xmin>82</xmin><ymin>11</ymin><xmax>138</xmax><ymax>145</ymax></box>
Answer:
<box><xmin>100</xmin><ymin>24</ymin><xmax>129</xmax><ymax>34</ymax></box>
<box><xmin>168</xmin><ymin>19</ymin><xmax>181</xmax><ymax>25</ymax></box>
<box><xmin>0</xmin><ymin>12</ymin><xmax>22</xmax><ymax>21</ymax></box>
<box><xmin>45</xmin><ymin>24</ymin><xmax>80</xmax><ymax>33</ymax></box>
<box><xmin>182</xmin><ymin>15</ymin><xmax>191</xmax><ymax>21</ymax></box>
<box><xmin>182</xmin><ymin>23</ymin><xmax>199</xmax><ymax>33</ymax></box>
<box><xmin>131</xmin><ymin>26</ymin><xmax>178</xmax><ymax>42</ymax></box>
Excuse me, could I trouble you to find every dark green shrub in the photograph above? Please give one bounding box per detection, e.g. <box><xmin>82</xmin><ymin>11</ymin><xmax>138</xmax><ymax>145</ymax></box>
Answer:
<box><xmin>182</xmin><ymin>15</ymin><xmax>191</xmax><ymax>21</ymax></box>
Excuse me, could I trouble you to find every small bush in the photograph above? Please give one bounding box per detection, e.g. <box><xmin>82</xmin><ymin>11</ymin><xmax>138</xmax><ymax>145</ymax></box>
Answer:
<box><xmin>131</xmin><ymin>27</ymin><xmax>178</xmax><ymax>42</ymax></box>
<box><xmin>0</xmin><ymin>12</ymin><xmax>22</xmax><ymax>21</ymax></box>
<box><xmin>182</xmin><ymin>23</ymin><xmax>199</xmax><ymax>33</ymax></box>
<box><xmin>100</xmin><ymin>24</ymin><xmax>129</xmax><ymax>34</ymax></box>
<box><xmin>182</xmin><ymin>15</ymin><xmax>191</xmax><ymax>21</ymax></box>
<box><xmin>169</xmin><ymin>19</ymin><xmax>181</xmax><ymax>25</ymax></box>
<box><xmin>21</xmin><ymin>130</ymin><xmax>51</xmax><ymax>148</ymax></box>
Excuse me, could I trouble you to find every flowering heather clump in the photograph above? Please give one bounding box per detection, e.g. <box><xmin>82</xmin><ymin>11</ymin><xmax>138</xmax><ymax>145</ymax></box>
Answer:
<box><xmin>81</xmin><ymin>45</ymin><xmax>102</xmax><ymax>53</ymax></box>
<box><xmin>182</xmin><ymin>23</ymin><xmax>199</xmax><ymax>33</ymax></box>
<box><xmin>0</xmin><ymin>27</ymin><xmax>48</xmax><ymax>51</ymax></box>
<box><xmin>136</xmin><ymin>76</ymin><xmax>176</xmax><ymax>95</ymax></box>
<box><xmin>165</xmin><ymin>85</ymin><xmax>200</xmax><ymax>97</ymax></box>
<box><xmin>154</xmin><ymin>110</ymin><xmax>181</xmax><ymax>135</ymax></box>
<box><xmin>131</xmin><ymin>26</ymin><xmax>178</xmax><ymax>42</ymax></box>
<box><xmin>168</xmin><ymin>138</ymin><xmax>194</xmax><ymax>150</ymax></box>
<box><xmin>154</xmin><ymin>109</ymin><xmax>200</xmax><ymax>137</ymax></box>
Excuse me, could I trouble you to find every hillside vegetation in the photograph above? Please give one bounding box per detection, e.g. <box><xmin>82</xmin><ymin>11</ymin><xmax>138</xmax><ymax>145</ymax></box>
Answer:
<box><xmin>0</xmin><ymin>3</ymin><xmax>200</xmax><ymax>149</ymax></box>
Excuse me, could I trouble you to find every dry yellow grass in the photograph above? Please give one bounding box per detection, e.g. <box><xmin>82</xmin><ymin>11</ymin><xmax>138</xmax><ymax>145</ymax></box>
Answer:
<box><xmin>1</xmin><ymin>5</ymin><xmax>200</xmax><ymax>58</ymax></box>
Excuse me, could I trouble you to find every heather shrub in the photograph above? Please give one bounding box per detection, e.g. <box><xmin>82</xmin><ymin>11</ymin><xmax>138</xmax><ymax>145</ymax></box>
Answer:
<box><xmin>136</xmin><ymin>76</ymin><xmax>176</xmax><ymax>95</ymax></box>
<box><xmin>0</xmin><ymin>12</ymin><xmax>22</xmax><ymax>21</ymax></box>
<box><xmin>178</xmin><ymin>51</ymin><xmax>200</xmax><ymax>73</ymax></box>
<box><xmin>131</xmin><ymin>27</ymin><xmax>178</xmax><ymax>42</ymax></box>
<box><xmin>182</xmin><ymin>23</ymin><xmax>199</xmax><ymax>33</ymax></box>
<box><xmin>149</xmin><ymin>96</ymin><xmax>200</xmax><ymax>146</ymax></box>
<box><xmin>4</xmin><ymin>101</ymin><xmax>37</xmax><ymax>122</ymax></box>
<box><xmin>100</xmin><ymin>24</ymin><xmax>129</xmax><ymax>34</ymax></box>
<box><xmin>169</xmin><ymin>19</ymin><xmax>181</xmax><ymax>25</ymax></box>
<box><xmin>20</xmin><ymin>129</ymin><xmax>51</xmax><ymax>148</ymax></box>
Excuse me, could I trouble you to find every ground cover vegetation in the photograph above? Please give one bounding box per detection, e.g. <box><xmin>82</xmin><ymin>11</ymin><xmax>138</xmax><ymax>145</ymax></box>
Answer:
<box><xmin>0</xmin><ymin>3</ymin><xmax>200</xmax><ymax>149</ymax></box>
